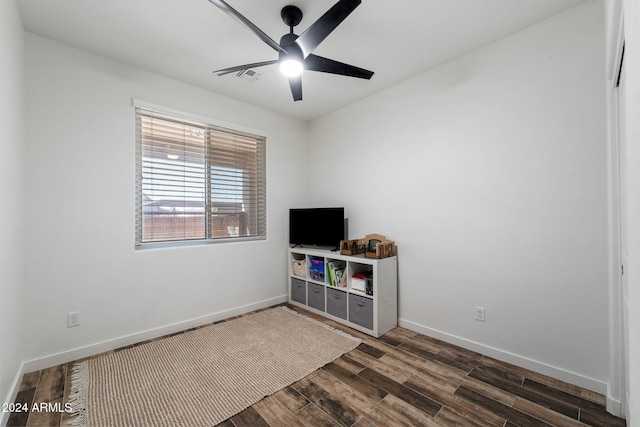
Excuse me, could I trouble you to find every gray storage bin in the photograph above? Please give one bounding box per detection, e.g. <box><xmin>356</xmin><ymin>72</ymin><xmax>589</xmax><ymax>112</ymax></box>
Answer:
<box><xmin>326</xmin><ymin>288</ymin><xmax>348</xmax><ymax>320</ymax></box>
<box><xmin>307</xmin><ymin>282</ymin><xmax>325</xmax><ymax>311</ymax></box>
<box><xmin>291</xmin><ymin>278</ymin><xmax>306</xmax><ymax>304</ymax></box>
<box><xmin>349</xmin><ymin>294</ymin><xmax>373</xmax><ymax>330</ymax></box>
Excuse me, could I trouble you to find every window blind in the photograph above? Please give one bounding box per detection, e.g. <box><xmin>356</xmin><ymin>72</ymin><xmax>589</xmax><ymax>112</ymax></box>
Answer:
<box><xmin>135</xmin><ymin>108</ymin><xmax>266</xmax><ymax>246</ymax></box>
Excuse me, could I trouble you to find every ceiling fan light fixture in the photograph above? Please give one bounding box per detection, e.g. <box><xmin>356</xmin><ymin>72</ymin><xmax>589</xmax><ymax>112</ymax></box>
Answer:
<box><xmin>279</xmin><ymin>58</ymin><xmax>303</xmax><ymax>77</ymax></box>
<box><xmin>209</xmin><ymin>0</ymin><xmax>374</xmax><ymax>101</ymax></box>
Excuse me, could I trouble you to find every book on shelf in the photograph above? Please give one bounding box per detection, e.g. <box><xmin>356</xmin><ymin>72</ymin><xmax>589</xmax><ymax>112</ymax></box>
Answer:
<box><xmin>351</xmin><ymin>272</ymin><xmax>373</xmax><ymax>295</ymax></box>
<box><xmin>326</xmin><ymin>260</ymin><xmax>346</xmax><ymax>287</ymax></box>
<box><xmin>351</xmin><ymin>273</ymin><xmax>366</xmax><ymax>292</ymax></box>
<box><xmin>309</xmin><ymin>258</ymin><xmax>325</xmax><ymax>281</ymax></box>
<box><xmin>334</xmin><ymin>269</ymin><xmax>347</xmax><ymax>288</ymax></box>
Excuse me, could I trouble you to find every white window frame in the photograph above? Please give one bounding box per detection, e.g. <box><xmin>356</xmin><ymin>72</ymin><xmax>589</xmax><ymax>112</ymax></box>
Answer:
<box><xmin>134</xmin><ymin>100</ymin><xmax>266</xmax><ymax>248</ymax></box>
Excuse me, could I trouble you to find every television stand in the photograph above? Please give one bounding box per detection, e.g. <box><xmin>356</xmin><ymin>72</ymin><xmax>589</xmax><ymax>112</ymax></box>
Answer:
<box><xmin>288</xmin><ymin>247</ymin><xmax>397</xmax><ymax>337</ymax></box>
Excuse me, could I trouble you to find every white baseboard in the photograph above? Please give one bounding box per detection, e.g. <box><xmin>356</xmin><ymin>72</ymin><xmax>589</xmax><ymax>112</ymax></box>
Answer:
<box><xmin>1</xmin><ymin>361</ymin><xmax>25</xmax><ymax>427</ymax></box>
<box><xmin>23</xmin><ymin>295</ymin><xmax>288</xmax><ymax>374</ymax></box>
<box><xmin>625</xmin><ymin>390</ymin><xmax>632</xmax><ymax>423</ymax></box>
<box><xmin>607</xmin><ymin>395</ymin><xmax>622</xmax><ymax>418</ymax></box>
<box><xmin>398</xmin><ymin>317</ymin><xmax>608</xmax><ymax>396</ymax></box>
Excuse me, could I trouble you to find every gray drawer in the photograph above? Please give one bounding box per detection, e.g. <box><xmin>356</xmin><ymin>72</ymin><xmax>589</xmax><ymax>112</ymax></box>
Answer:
<box><xmin>307</xmin><ymin>282</ymin><xmax>325</xmax><ymax>311</ymax></box>
<box><xmin>349</xmin><ymin>294</ymin><xmax>373</xmax><ymax>330</ymax></box>
<box><xmin>291</xmin><ymin>278</ymin><xmax>306</xmax><ymax>304</ymax></box>
<box><xmin>326</xmin><ymin>288</ymin><xmax>347</xmax><ymax>320</ymax></box>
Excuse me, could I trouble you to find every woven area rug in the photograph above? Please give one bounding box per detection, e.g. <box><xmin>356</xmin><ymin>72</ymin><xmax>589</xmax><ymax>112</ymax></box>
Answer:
<box><xmin>69</xmin><ymin>306</ymin><xmax>361</xmax><ymax>427</ymax></box>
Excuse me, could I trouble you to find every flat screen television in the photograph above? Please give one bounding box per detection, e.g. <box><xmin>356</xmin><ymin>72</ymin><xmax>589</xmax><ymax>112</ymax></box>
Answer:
<box><xmin>289</xmin><ymin>207</ymin><xmax>345</xmax><ymax>248</ymax></box>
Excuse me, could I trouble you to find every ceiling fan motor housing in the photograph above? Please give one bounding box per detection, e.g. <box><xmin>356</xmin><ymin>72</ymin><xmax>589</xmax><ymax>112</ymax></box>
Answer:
<box><xmin>279</xmin><ymin>33</ymin><xmax>299</xmax><ymax>50</ymax></box>
<box><xmin>279</xmin><ymin>33</ymin><xmax>304</xmax><ymax>70</ymax></box>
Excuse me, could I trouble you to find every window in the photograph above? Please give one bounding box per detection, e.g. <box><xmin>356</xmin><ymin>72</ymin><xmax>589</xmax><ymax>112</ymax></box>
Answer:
<box><xmin>135</xmin><ymin>108</ymin><xmax>266</xmax><ymax>247</ymax></box>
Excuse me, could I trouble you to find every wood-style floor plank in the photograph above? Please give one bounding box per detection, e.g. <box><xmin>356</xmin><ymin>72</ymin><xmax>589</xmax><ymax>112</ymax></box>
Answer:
<box><xmin>332</xmin><ymin>354</ymin><xmax>367</xmax><ymax>374</ymax></box>
<box><xmin>295</xmin><ymin>402</ymin><xmax>342</xmax><ymax>427</ymax></box>
<box><xmin>292</xmin><ymin>378</ymin><xmax>361</xmax><ymax>427</ymax></box>
<box><xmin>32</xmin><ymin>365</ymin><xmax>65</xmax><ymax>404</ymax></box>
<box><xmin>308</xmin><ymin>369</ymin><xmax>409</xmax><ymax>427</ymax></box>
<box><xmin>356</xmin><ymin>343</ymin><xmax>386</xmax><ymax>359</ymax></box>
<box><xmin>25</xmin><ymin>398</ymin><xmax>63</xmax><ymax>427</ymax></box>
<box><xmin>273</xmin><ymin>386</ymin><xmax>310</xmax><ymax>413</ymax></box>
<box><xmin>455</xmin><ymin>386</ymin><xmax>551</xmax><ymax>426</ymax></box>
<box><xmin>458</xmin><ymin>372</ymin><xmax>518</xmax><ymax>407</ymax></box>
<box><xmin>512</xmin><ymin>397</ymin><xmax>589</xmax><ymax>427</ymax></box>
<box><xmin>322</xmin><ymin>362</ymin><xmax>388</xmax><ymax>402</ymax></box>
<box><xmin>9</xmin><ymin>303</ymin><xmax>626</xmax><ymax>427</ymax></box>
<box><xmin>253</xmin><ymin>394</ymin><xmax>307</xmax><ymax>427</ymax></box>
<box><xmin>348</xmin><ymin>350</ymin><xmax>413</xmax><ymax>384</ymax></box>
<box><xmin>230</xmin><ymin>406</ymin><xmax>269</xmax><ymax>427</ymax></box>
<box><xmin>6</xmin><ymin>388</ymin><xmax>35</xmax><ymax>427</ymax></box>
<box><xmin>403</xmin><ymin>373</ymin><xmax>507</xmax><ymax>426</ymax></box>
<box><xmin>469</xmin><ymin>368</ymin><xmax>580</xmax><ymax>420</ymax></box>
<box><xmin>378</xmin><ymin>394</ymin><xmax>441</xmax><ymax>426</ymax></box>
<box><xmin>358</xmin><ymin>367</ymin><xmax>442</xmax><ymax>417</ymax></box>
<box><xmin>352</xmin><ymin>416</ymin><xmax>378</xmax><ymax>427</ymax></box>
<box><xmin>480</xmin><ymin>356</ymin><xmax>600</xmax><ymax>405</ymax></box>
<box><xmin>435</xmin><ymin>406</ymin><xmax>490</xmax><ymax>427</ymax></box>
<box><xmin>579</xmin><ymin>407</ymin><xmax>628</xmax><ymax>427</ymax></box>
<box><xmin>18</xmin><ymin>372</ymin><xmax>40</xmax><ymax>392</ymax></box>
<box><xmin>400</xmin><ymin>341</ymin><xmax>477</xmax><ymax>373</ymax></box>
<box><xmin>523</xmin><ymin>379</ymin><xmax>612</xmax><ymax>414</ymax></box>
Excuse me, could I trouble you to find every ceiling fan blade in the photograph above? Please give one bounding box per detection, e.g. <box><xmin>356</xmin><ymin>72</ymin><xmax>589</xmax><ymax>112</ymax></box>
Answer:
<box><xmin>207</xmin><ymin>0</ymin><xmax>286</xmax><ymax>54</ymax></box>
<box><xmin>213</xmin><ymin>60</ymin><xmax>279</xmax><ymax>76</ymax></box>
<box><xmin>304</xmin><ymin>54</ymin><xmax>373</xmax><ymax>79</ymax></box>
<box><xmin>288</xmin><ymin>76</ymin><xmax>302</xmax><ymax>101</ymax></box>
<box><xmin>295</xmin><ymin>0</ymin><xmax>361</xmax><ymax>58</ymax></box>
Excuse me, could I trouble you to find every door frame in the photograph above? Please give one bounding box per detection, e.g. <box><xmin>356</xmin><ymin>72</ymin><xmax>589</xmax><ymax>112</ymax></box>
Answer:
<box><xmin>605</xmin><ymin>0</ymin><xmax>626</xmax><ymax>417</ymax></box>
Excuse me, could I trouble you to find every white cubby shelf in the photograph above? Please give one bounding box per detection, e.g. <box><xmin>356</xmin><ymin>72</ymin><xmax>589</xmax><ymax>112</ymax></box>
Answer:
<box><xmin>288</xmin><ymin>247</ymin><xmax>398</xmax><ymax>337</ymax></box>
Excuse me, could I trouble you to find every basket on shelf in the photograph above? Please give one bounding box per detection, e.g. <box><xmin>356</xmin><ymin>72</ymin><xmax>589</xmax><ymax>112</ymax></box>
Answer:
<box><xmin>292</xmin><ymin>258</ymin><xmax>306</xmax><ymax>278</ymax></box>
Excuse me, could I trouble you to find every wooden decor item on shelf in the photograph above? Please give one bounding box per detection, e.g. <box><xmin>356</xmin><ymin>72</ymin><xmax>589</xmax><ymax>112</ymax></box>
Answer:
<box><xmin>340</xmin><ymin>238</ymin><xmax>365</xmax><ymax>255</ymax></box>
<box><xmin>364</xmin><ymin>234</ymin><xmax>396</xmax><ymax>259</ymax></box>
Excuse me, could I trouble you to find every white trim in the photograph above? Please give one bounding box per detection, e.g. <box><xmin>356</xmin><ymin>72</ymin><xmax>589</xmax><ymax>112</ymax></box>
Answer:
<box><xmin>604</xmin><ymin>0</ymin><xmax>627</xmax><ymax>418</ymax></box>
<box><xmin>22</xmin><ymin>295</ymin><xmax>287</xmax><ymax>373</ymax></box>
<box><xmin>130</xmin><ymin>98</ymin><xmax>268</xmax><ymax>138</ymax></box>
<box><xmin>399</xmin><ymin>317</ymin><xmax>608</xmax><ymax>395</ymax></box>
<box><xmin>606</xmin><ymin>82</ymin><xmax>625</xmax><ymax>416</ymax></box>
<box><xmin>606</xmin><ymin>0</ymin><xmax>625</xmax><ymax>84</ymax></box>
<box><xmin>1</xmin><ymin>362</ymin><xmax>25</xmax><ymax>427</ymax></box>
<box><xmin>607</xmin><ymin>383</ymin><xmax>623</xmax><ymax>417</ymax></box>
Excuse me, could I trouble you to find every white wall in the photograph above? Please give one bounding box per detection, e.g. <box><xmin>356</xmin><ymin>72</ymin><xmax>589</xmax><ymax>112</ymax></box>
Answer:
<box><xmin>22</xmin><ymin>34</ymin><xmax>309</xmax><ymax>367</ymax></box>
<box><xmin>309</xmin><ymin>2</ymin><xmax>608</xmax><ymax>392</ymax></box>
<box><xmin>0</xmin><ymin>0</ymin><xmax>25</xmax><ymax>415</ymax></box>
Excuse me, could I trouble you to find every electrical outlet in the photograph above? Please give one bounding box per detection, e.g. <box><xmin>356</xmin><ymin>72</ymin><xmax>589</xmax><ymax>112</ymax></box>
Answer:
<box><xmin>475</xmin><ymin>306</ymin><xmax>486</xmax><ymax>322</ymax></box>
<box><xmin>67</xmin><ymin>311</ymin><xmax>80</xmax><ymax>328</ymax></box>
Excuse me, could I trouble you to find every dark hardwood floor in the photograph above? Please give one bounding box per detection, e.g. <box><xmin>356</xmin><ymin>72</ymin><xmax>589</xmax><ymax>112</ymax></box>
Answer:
<box><xmin>8</xmin><ymin>304</ymin><xmax>626</xmax><ymax>427</ymax></box>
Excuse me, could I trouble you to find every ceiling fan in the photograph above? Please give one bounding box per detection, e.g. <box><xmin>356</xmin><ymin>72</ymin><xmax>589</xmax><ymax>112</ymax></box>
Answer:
<box><xmin>207</xmin><ymin>0</ymin><xmax>374</xmax><ymax>101</ymax></box>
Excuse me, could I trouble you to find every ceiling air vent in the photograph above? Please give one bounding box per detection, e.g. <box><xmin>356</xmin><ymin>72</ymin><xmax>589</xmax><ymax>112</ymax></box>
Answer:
<box><xmin>235</xmin><ymin>69</ymin><xmax>261</xmax><ymax>82</ymax></box>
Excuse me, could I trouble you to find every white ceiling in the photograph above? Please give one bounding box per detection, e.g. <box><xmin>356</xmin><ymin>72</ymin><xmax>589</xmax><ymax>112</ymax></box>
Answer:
<box><xmin>18</xmin><ymin>0</ymin><xmax>587</xmax><ymax>121</ymax></box>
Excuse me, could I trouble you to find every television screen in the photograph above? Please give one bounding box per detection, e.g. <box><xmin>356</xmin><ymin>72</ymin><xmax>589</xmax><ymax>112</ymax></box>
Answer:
<box><xmin>289</xmin><ymin>207</ymin><xmax>345</xmax><ymax>248</ymax></box>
